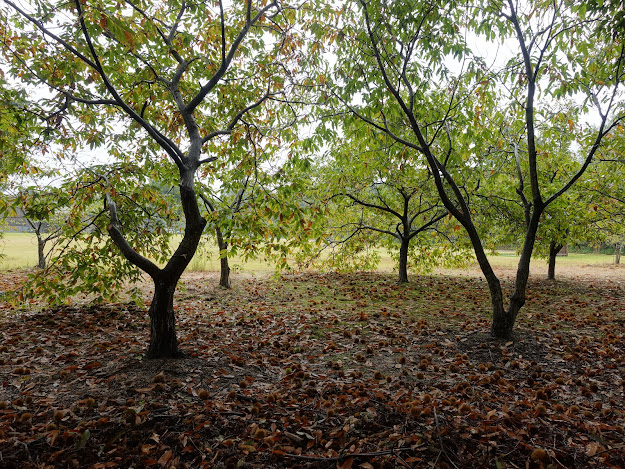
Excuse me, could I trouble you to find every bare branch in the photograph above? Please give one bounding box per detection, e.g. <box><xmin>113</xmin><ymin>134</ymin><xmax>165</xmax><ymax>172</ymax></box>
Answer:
<box><xmin>105</xmin><ymin>192</ymin><xmax>161</xmax><ymax>279</ymax></box>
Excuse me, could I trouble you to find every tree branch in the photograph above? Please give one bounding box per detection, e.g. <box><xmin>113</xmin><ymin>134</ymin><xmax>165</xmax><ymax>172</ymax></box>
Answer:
<box><xmin>105</xmin><ymin>192</ymin><xmax>161</xmax><ymax>279</ymax></box>
<box><xmin>184</xmin><ymin>0</ymin><xmax>279</xmax><ymax>114</ymax></box>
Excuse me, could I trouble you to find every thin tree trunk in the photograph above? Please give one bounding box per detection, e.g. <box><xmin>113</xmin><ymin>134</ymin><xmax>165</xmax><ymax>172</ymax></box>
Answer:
<box><xmin>36</xmin><ymin>229</ymin><xmax>46</xmax><ymax>269</ymax></box>
<box><xmin>216</xmin><ymin>226</ymin><xmax>231</xmax><ymax>289</ymax></box>
<box><xmin>397</xmin><ymin>237</ymin><xmax>409</xmax><ymax>283</ymax></box>
<box><xmin>547</xmin><ymin>241</ymin><xmax>563</xmax><ymax>280</ymax></box>
<box><xmin>615</xmin><ymin>243</ymin><xmax>622</xmax><ymax>265</ymax></box>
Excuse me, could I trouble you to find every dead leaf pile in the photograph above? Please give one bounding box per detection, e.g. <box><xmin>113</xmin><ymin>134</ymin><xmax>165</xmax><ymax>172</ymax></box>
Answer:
<box><xmin>0</xmin><ymin>270</ymin><xmax>624</xmax><ymax>468</ymax></box>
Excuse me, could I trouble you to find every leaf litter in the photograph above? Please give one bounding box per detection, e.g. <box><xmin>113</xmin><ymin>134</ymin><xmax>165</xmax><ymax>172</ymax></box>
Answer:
<box><xmin>0</xmin><ymin>266</ymin><xmax>624</xmax><ymax>468</ymax></box>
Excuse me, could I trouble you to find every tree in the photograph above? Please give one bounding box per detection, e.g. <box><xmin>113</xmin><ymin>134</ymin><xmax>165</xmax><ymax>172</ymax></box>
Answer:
<box><xmin>319</xmin><ymin>130</ymin><xmax>466</xmax><ymax>283</ymax></box>
<box><xmin>197</xmin><ymin>124</ymin><xmax>317</xmax><ymax>288</ymax></box>
<box><xmin>326</xmin><ymin>0</ymin><xmax>625</xmax><ymax>338</ymax></box>
<box><xmin>1</xmin><ymin>0</ymin><xmax>310</xmax><ymax>358</ymax></box>
<box><xmin>14</xmin><ymin>186</ymin><xmax>64</xmax><ymax>269</ymax></box>
<box><xmin>534</xmin><ymin>189</ymin><xmax>602</xmax><ymax>280</ymax></box>
<box><xmin>200</xmin><ymin>185</ymin><xmax>246</xmax><ymax>289</ymax></box>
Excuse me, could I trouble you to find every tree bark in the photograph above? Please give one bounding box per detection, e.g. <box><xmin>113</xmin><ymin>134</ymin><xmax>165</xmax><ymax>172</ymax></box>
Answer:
<box><xmin>216</xmin><ymin>226</ymin><xmax>231</xmax><ymax>289</ymax></box>
<box><xmin>547</xmin><ymin>241</ymin><xmax>563</xmax><ymax>280</ymax></box>
<box><xmin>615</xmin><ymin>242</ymin><xmax>622</xmax><ymax>265</ymax></box>
<box><xmin>397</xmin><ymin>237</ymin><xmax>409</xmax><ymax>283</ymax></box>
<box><xmin>146</xmin><ymin>277</ymin><xmax>180</xmax><ymax>358</ymax></box>
<box><xmin>36</xmin><ymin>227</ymin><xmax>46</xmax><ymax>269</ymax></box>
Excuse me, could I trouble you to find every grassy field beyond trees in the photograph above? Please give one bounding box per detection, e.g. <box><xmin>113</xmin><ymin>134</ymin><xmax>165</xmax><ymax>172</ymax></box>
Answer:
<box><xmin>0</xmin><ymin>232</ymin><xmax>618</xmax><ymax>274</ymax></box>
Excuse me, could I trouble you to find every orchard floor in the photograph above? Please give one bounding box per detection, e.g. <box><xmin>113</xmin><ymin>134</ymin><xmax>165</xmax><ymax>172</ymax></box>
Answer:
<box><xmin>0</xmin><ymin>263</ymin><xmax>624</xmax><ymax>468</ymax></box>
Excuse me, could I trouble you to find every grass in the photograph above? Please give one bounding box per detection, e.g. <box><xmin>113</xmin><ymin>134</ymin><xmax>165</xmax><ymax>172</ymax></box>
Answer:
<box><xmin>0</xmin><ymin>232</ymin><xmax>618</xmax><ymax>272</ymax></box>
<box><xmin>0</xmin><ymin>232</ymin><xmax>40</xmax><ymax>269</ymax></box>
<box><xmin>487</xmin><ymin>249</ymin><xmax>616</xmax><ymax>268</ymax></box>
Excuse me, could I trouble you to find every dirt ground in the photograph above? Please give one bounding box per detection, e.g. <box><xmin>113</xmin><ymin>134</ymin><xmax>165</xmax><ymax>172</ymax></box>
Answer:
<box><xmin>0</xmin><ymin>263</ymin><xmax>624</xmax><ymax>468</ymax></box>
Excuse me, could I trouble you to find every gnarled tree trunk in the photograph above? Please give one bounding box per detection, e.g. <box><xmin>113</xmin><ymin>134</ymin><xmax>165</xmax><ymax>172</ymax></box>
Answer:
<box><xmin>146</xmin><ymin>182</ymin><xmax>206</xmax><ymax>358</ymax></box>
<box><xmin>146</xmin><ymin>277</ymin><xmax>180</xmax><ymax>358</ymax></box>
<box><xmin>108</xmin><ymin>172</ymin><xmax>207</xmax><ymax>359</ymax></box>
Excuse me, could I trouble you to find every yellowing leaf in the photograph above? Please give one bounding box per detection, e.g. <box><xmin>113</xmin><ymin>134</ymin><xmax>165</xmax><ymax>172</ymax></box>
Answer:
<box><xmin>123</xmin><ymin>30</ymin><xmax>135</xmax><ymax>51</ymax></box>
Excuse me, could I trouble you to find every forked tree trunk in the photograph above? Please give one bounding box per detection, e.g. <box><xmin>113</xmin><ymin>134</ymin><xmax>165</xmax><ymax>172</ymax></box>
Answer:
<box><xmin>493</xmin><ymin>208</ymin><xmax>543</xmax><ymax>339</ymax></box>
<box><xmin>107</xmin><ymin>174</ymin><xmax>207</xmax><ymax>359</ymax></box>
<box><xmin>215</xmin><ymin>226</ymin><xmax>231</xmax><ymax>289</ymax></box>
<box><xmin>145</xmin><ymin>184</ymin><xmax>206</xmax><ymax>358</ymax></box>
<box><xmin>397</xmin><ymin>237</ymin><xmax>409</xmax><ymax>284</ymax></box>
<box><xmin>547</xmin><ymin>241</ymin><xmax>563</xmax><ymax>280</ymax></box>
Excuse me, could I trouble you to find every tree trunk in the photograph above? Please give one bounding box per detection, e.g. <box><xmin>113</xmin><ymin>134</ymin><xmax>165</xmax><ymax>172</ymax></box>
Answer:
<box><xmin>144</xmin><ymin>181</ymin><xmax>206</xmax><ymax>358</ymax></box>
<box><xmin>147</xmin><ymin>181</ymin><xmax>207</xmax><ymax>358</ymax></box>
<box><xmin>146</xmin><ymin>277</ymin><xmax>181</xmax><ymax>359</ymax></box>
<box><xmin>615</xmin><ymin>243</ymin><xmax>622</xmax><ymax>265</ymax></box>
<box><xmin>547</xmin><ymin>241</ymin><xmax>563</xmax><ymax>280</ymax></box>
<box><xmin>107</xmin><ymin>168</ymin><xmax>207</xmax><ymax>359</ymax></box>
<box><xmin>476</xmin><ymin>251</ymin><xmax>507</xmax><ymax>339</ymax></box>
<box><xmin>216</xmin><ymin>226</ymin><xmax>231</xmax><ymax>289</ymax></box>
<box><xmin>397</xmin><ymin>237</ymin><xmax>410</xmax><ymax>283</ymax></box>
<box><xmin>36</xmin><ymin>229</ymin><xmax>46</xmax><ymax>269</ymax></box>
<box><xmin>494</xmin><ymin>207</ymin><xmax>544</xmax><ymax>339</ymax></box>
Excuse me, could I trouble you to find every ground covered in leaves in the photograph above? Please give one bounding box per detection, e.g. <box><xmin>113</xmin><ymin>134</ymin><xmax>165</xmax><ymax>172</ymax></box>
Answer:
<box><xmin>0</xmin><ymin>265</ymin><xmax>624</xmax><ymax>468</ymax></box>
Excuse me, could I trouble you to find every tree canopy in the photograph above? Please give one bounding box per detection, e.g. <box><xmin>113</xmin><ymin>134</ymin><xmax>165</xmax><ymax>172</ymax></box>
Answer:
<box><xmin>0</xmin><ymin>0</ymin><xmax>624</xmax><ymax>351</ymax></box>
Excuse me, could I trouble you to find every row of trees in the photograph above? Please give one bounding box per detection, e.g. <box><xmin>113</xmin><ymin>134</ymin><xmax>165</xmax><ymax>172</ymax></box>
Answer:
<box><xmin>0</xmin><ymin>0</ymin><xmax>624</xmax><ymax>358</ymax></box>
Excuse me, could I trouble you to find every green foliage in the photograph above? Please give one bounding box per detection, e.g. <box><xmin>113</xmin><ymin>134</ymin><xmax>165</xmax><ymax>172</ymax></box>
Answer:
<box><xmin>18</xmin><ymin>163</ymin><xmax>176</xmax><ymax>305</ymax></box>
<box><xmin>198</xmin><ymin>128</ymin><xmax>321</xmax><ymax>268</ymax></box>
<box><xmin>311</xmin><ymin>233</ymin><xmax>382</xmax><ymax>274</ymax></box>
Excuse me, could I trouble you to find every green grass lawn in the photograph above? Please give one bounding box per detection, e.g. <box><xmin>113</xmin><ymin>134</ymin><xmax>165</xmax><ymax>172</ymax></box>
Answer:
<box><xmin>0</xmin><ymin>232</ymin><xmax>40</xmax><ymax>269</ymax></box>
<box><xmin>487</xmin><ymin>249</ymin><xmax>615</xmax><ymax>268</ymax></box>
<box><xmin>0</xmin><ymin>232</ymin><xmax>617</xmax><ymax>272</ymax></box>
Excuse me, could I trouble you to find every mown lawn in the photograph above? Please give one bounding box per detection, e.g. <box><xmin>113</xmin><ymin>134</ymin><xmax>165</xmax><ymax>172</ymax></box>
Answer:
<box><xmin>0</xmin><ymin>232</ymin><xmax>618</xmax><ymax>273</ymax></box>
